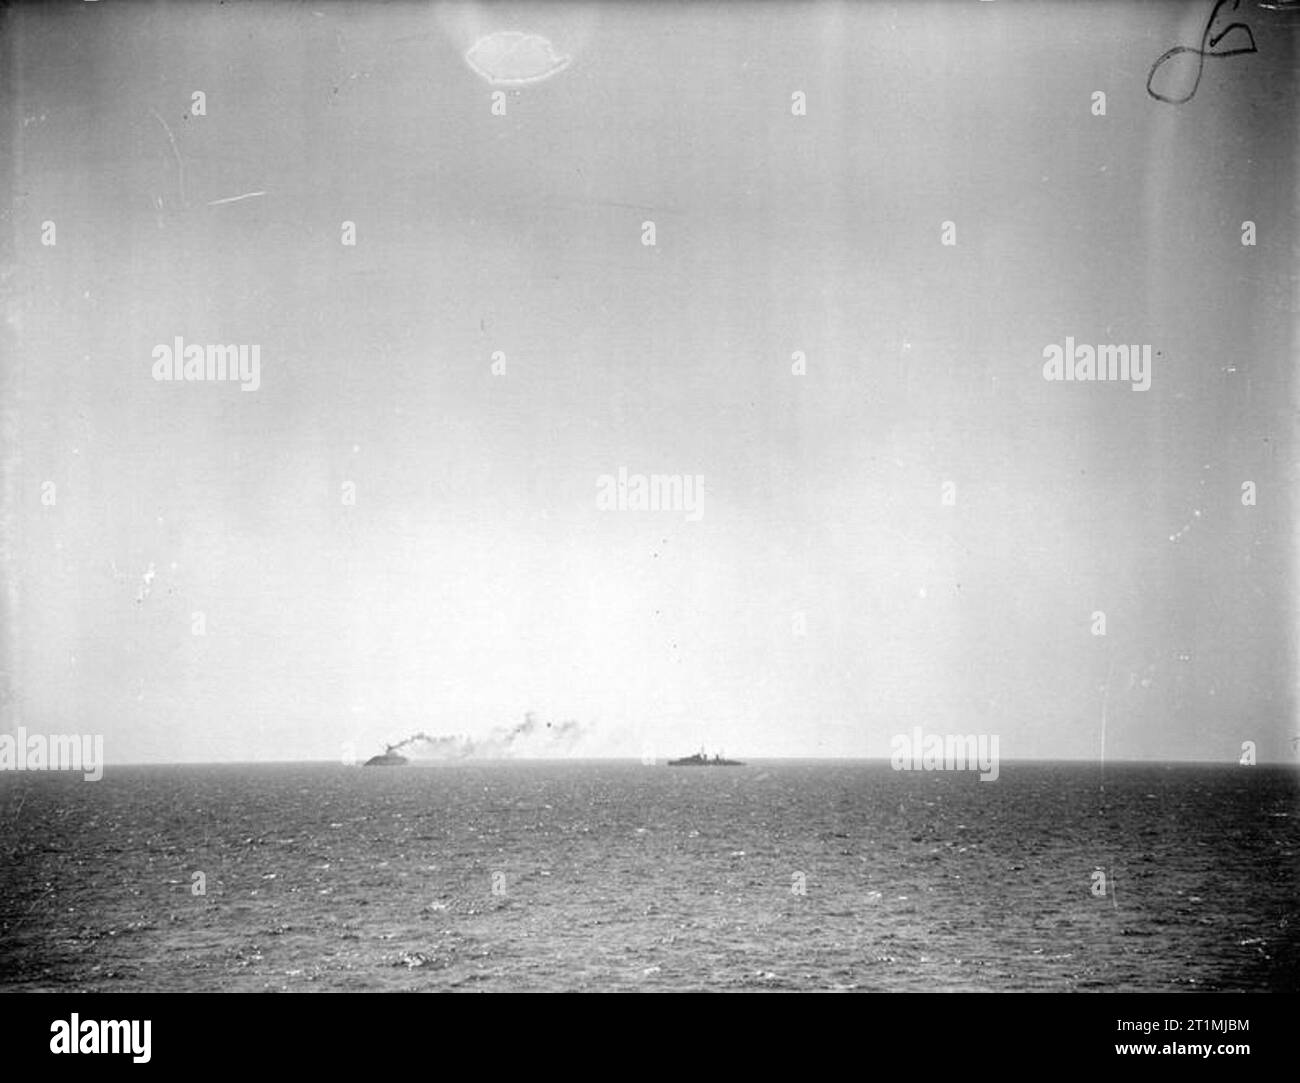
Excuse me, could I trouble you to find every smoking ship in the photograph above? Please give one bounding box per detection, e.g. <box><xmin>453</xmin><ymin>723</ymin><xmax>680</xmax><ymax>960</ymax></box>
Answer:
<box><xmin>667</xmin><ymin>749</ymin><xmax>743</xmax><ymax>767</ymax></box>
<box><xmin>363</xmin><ymin>746</ymin><xmax>409</xmax><ymax>767</ymax></box>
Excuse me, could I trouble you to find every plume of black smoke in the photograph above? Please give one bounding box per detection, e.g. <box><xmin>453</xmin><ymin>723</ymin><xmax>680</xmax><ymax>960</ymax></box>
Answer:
<box><xmin>381</xmin><ymin>713</ymin><xmax>586</xmax><ymax>760</ymax></box>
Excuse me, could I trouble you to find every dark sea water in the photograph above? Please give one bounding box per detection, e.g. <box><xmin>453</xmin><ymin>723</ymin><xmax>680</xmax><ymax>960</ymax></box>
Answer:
<box><xmin>1</xmin><ymin>761</ymin><xmax>1296</xmax><ymax>992</ymax></box>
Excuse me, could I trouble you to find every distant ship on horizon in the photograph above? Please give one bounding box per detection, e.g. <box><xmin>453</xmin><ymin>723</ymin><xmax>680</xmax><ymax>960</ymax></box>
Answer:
<box><xmin>363</xmin><ymin>747</ymin><xmax>409</xmax><ymax>767</ymax></box>
<box><xmin>667</xmin><ymin>749</ymin><xmax>744</xmax><ymax>767</ymax></box>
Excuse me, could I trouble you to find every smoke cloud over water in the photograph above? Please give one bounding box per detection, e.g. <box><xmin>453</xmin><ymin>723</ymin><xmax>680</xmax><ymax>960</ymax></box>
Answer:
<box><xmin>382</xmin><ymin>713</ymin><xmax>586</xmax><ymax>760</ymax></box>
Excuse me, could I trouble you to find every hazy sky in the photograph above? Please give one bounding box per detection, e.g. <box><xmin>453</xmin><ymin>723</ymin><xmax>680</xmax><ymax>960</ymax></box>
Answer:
<box><xmin>3</xmin><ymin>1</ymin><xmax>1296</xmax><ymax>763</ymax></box>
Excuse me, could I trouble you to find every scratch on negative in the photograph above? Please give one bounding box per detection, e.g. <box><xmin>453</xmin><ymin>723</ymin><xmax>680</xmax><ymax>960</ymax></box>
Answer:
<box><xmin>207</xmin><ymin>191</ymin><xmax>267</xmax><ymax>207</ymax></box>
<box><xmin>149</xmin><ymin>107</ymin><xmax>187</xmax><ymax>207</ymax></box>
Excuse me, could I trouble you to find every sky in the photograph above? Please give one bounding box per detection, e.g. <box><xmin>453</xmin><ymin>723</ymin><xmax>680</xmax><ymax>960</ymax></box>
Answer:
<box><xmin>2</xmin><ymin>1</ymin><xmax>1296</xmax><ymax>764</ymax></box>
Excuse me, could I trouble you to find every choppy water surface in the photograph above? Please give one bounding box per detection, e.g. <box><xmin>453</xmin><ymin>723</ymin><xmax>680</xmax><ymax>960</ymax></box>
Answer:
<box><xmin>1</xmin><ymin>761</ymin><xmax>1296</xmax><ymax>991</ymax></box>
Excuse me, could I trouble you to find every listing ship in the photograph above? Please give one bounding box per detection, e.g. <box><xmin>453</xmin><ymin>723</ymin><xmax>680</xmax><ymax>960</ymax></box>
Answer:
<box><xmin>363</xmin><ymin>747</ymin><xmax>409</xmax><ymax>767</ymax></box>
<box><xmin>667</xmin><ymin>749</ymin><xmax>744</xmax><ymax>767</ymax></box>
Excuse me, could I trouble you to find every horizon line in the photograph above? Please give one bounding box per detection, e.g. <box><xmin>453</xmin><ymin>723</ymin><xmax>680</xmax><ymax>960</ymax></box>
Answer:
<box><xmin>7</xmin><ymin>755</ymin><xmax>1295</xmax><ymax>770</ymax></box>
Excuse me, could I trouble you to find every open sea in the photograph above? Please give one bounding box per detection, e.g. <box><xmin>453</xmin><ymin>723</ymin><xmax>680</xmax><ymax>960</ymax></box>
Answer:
<box><xmin>1</xmin><ymin>761</ymin><xmax>1296</xmax><ymax>992</ymax></box>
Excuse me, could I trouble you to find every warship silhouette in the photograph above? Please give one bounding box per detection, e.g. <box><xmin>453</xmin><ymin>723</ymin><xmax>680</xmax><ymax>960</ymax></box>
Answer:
<box><xmin>363</xmin><ymin>746</ymin><xmax>409</xmax><ymax>767</ymax></box>
<box><xmin>667</xmin><ymin>748</ymin><xmax>743</xmax><ymax>767</ymax></box>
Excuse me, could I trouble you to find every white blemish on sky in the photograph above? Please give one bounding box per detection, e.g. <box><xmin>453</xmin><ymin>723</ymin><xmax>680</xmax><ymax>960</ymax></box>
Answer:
<box><xmin>465</xmin><ymin>31</ymin><xmax>570</xmax><ymax>85</ymax></box>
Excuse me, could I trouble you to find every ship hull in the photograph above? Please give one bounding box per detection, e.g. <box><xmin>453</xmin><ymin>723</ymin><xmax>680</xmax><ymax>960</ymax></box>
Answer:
<box><xmin>667</xmin><ymin>756</ymin><xmax>743</xmax><ymax>766</ymax></box>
